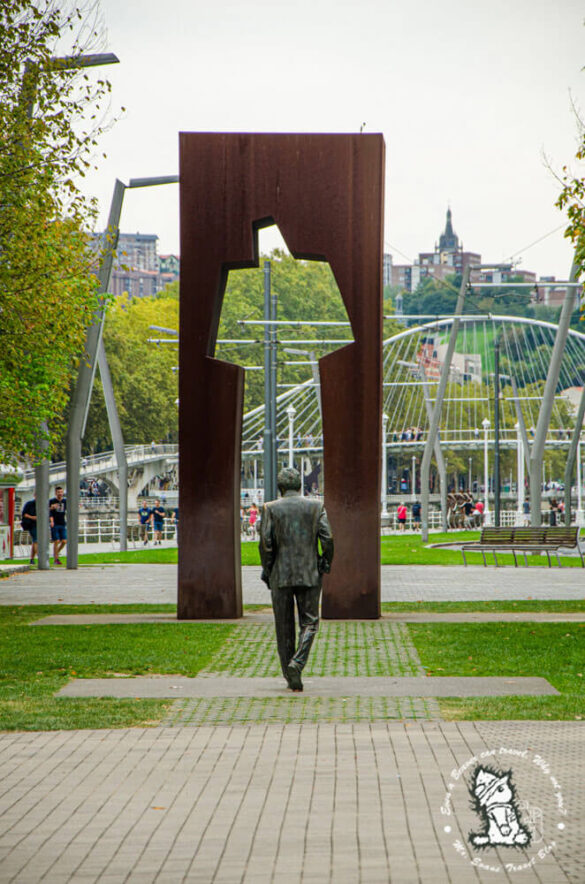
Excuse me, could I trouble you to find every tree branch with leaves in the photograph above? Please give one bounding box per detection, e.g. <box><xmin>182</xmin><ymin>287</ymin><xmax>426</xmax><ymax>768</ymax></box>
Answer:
<box><xmin>0</xmin><ymin>0</ymin><xmax>114</xmax><ymax>464</ymax></box>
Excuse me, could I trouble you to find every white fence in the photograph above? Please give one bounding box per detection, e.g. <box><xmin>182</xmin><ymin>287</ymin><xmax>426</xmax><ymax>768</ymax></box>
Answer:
<box><xmin>8</xmin><ymin>509</ymin><xmax>563</xmax><ymax>559</ymax></box>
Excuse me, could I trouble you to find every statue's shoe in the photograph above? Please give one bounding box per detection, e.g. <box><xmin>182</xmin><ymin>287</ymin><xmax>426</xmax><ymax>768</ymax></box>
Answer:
<box><xmin>286</xmin><ymin>662</ymin><xmax>303</xmax><ymax>692</ymax></box>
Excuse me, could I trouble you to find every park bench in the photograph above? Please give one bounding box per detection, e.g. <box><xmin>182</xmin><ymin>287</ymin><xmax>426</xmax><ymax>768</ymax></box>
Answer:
<box><xmin>461</xmin><ymin>526</ymin><xmax>584</xmax><ymax>568</ymax></box>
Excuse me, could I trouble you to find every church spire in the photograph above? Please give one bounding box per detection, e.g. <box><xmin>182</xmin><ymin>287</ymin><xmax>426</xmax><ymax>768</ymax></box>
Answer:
<box><xmin>438</xmin><ymin>207</ymin><xmax>459</xmax><ymax>252</ymax></box>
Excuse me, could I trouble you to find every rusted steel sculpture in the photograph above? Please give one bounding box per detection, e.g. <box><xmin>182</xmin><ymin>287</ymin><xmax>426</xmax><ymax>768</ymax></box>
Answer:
<box><xmin>178</xmin><ymin>133</ymin><xmax>384</xmax><ymax>619</ymax></box>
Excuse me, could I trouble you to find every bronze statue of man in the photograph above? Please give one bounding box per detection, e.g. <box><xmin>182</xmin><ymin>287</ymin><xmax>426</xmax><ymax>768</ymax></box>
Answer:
<box><xmin>259</xmin><ymin>467</ymin><xmax>334</xmax><ymax>692</ymax></box>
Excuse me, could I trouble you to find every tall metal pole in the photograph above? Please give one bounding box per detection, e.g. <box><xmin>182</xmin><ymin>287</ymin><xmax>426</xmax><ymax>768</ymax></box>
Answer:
<box><xmin>420</xmin><ymin>373</ymin><xmax>448</xmax><ymax>531</ymax></box>
<box><xmin>66</xmin><ymin>179</ymin><xmax>126</xmax><ymax>569</ymax></box>
<box><xmin>494</xmin><ymin>336</ymin><xmax>501</xmax><ymax>527</ymax></box>
<box><xmin>270</xmin><ymin>272</ymin><xmax>278</xmax><ymax>491</ymax></box>
<box><xmin>25</xmin><ymin>53</ymin><xmax>118</xmax><ymax>569</ymax></box>
<box><xmin>381</xmin><ymin>413</ymin><xmax>388</xmax><ymax>517</ymax></box>
<box><xmin>263</xmin><ymin>261</ymin><xmax>276</xmax><ymax>502</ymax></box>
<box><xmin>576</xmin><ymin>435</ymin><xmax>583</xmax><ymax>524</ymax></box>
<box><xmin>411</xmin><ymin>455</ymin><xmax>416</xmax><ymax>501</ymax></box>
<box><xmin>97</xmin><ymin>339</ymin><xmax>128</xmax><ymax>550</ymax></box>
<box><xmin>286</xmin><ymin>405</ymin><xmax>296</xmax><ymax>468</ymax></box>
<box><xmin>530</xmin><ymin>260</ymin><xmax>578</xmax><ymax>525</ymax></box>
<box><xmin>34</xmin><ymin>426</ymin><xmax>50</xmax><ymax>569</ymax></box>
<box><xmin>421</xmin><ymin>264</ymin><xmax>470</xmax><ymax>542</ymax></box>
<box><xmin>516</xmin><ymin>422</ymin><xmax>525</xmax><ymax>524</ymax></box>
<box><xmin>482</xmin><ymin>417</ymin><xmax>491</xmax><ymax>525</ymax></box>
<box><xmin>510</xmin><ymin>376</ymin><xmax>531</xmax><ymax>472</ymax></box>
<box><xmin>65</xmin><ymin>174</ymin><xmax>178</xmax><ymax>567</ymax></box>
<box><xmin>564</xmin><ymin>381</ymin><xmax>585</xmax><ymax>523</ymax></box>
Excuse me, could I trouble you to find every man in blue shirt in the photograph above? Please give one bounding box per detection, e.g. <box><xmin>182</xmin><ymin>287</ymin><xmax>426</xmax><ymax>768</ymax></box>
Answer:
<box><xmin>138</xmin><ymin>502</ymin><xmax>152</xmax><ymax>546</ymax></box>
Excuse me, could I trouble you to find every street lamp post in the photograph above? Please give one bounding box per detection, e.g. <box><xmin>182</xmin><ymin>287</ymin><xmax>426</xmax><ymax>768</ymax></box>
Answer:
<box><xmin>411</xmin><ymin>455</ymin><xmax>416</xmax><ymax>501</ymax></box>
<box><xmin>28</xmin><ymin>50</ymin><xmax>119</xmax><ymax>569</ymax></box>
<box><xmin>382</xmin><ymin>413</ymin><xmax>389</xmax><ymax>517</ymax></box>
<box><xmin>286</xmin><ymin>404</ymin><xmax>296</xmax><ymax>469</ymax></box>
<box><xmin>66</xmin><ymin>174</ymin><xmax>179</xmax><ymax>569</ymax></box>
<box><xmin>482</xmin><ymin>417</ymin><xmax>491</xmax><ymax>526</ymax></box>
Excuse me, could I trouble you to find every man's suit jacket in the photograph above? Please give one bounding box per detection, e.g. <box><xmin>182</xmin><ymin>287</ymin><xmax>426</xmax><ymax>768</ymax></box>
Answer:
<box><xmin>259</xmin><ymin>491</ymin><xmax>334</xmax><ymax>591</ymax></box>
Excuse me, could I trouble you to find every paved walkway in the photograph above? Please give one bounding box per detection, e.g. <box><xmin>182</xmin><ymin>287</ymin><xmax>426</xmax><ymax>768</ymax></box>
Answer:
<box><xmin>1</xmin><ymin>564</ymin><xmax>584</xmax><ymax>882</ymax></box>
<box><xmin>2</xmin><ymin>563</ymin><xmax>585</xmax><ymax>604</ymax></box>
<box><xmin>0</xmin><ymin>722</ymin><xmax>582</xmax><ymax>882</ymax></box>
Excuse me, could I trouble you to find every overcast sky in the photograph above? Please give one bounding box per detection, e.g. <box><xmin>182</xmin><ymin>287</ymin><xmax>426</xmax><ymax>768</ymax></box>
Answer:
<box><xmin>84</xmin><ymin>0</ymin><xmax>585</xmax><ymax>280</ymax></box>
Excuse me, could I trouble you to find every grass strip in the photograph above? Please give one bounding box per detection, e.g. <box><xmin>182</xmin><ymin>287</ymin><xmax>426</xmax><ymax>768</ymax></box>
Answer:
<box><xmin>408</xmin><ymin>621</ymin><xmax>585</xmax><ymax>720</ymax></box>
<box><xmin>0</xmin><ymin>605</ymin><xmax>234</xmax><ymax>731</ymax></box>
<box><xmin>6</xmin><ymin>529</ymin><xmax>583</xmax><ymax>567</ymax></box>
<box><xmin>381</xmin><ymin>600</ymin><xmax>585</xmax><ymax>613</ymax></box>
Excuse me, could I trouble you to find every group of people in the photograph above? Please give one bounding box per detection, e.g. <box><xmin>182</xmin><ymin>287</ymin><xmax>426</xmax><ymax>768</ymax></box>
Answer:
<box><xmin>20</xmin><ymin>486</ymin><xmax>68</xmax><ymax>565</ymax></box>
<box><xmin>394</xmin><ymin>496</ymin><xmax>486</xmax><ymax>531</ymax></box>
<box><xmin>137</xmin><ymin>500</ymin><xmax>178</xmax><ymax>545</ymax></box>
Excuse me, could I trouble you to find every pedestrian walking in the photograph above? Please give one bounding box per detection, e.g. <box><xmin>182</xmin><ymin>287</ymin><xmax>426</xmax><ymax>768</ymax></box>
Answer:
<box><xmin>397</xmin><ymin>502</ymin><xmax>407</xmax><ymax>532</ymax></box>
<box><xmin>152</xmin><ymin>499</ymin><xmax>165</xmax><ymax>545</ymax></box>
<box><xmin>21</xmin><ymin>496</ymin><xmax>38</xmax><ymax>564</ymax></box>
<box><xmin>138</xmin><ymin>501</ymin><xmax>152</xmax><ymax>545</ymax></box>
<box><xmin>49</xmin><ymin>486</ymin><xmax>67</xmax><ymax>565</ymax></box>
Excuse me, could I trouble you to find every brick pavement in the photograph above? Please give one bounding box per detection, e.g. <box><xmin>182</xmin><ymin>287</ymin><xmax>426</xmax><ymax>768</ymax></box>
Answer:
<box><xmin>1</xmin><ymin>564</ymin><xmax>584</xmax><ymax>882</ymax></box>
<box><xmin>0</xmin><ymin>722</ymin><xmax>582</xmax><ymax>883</ymax></box>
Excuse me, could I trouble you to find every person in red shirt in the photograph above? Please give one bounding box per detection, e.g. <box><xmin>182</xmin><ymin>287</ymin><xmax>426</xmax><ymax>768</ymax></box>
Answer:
<box><xmin>474</xmin><ymin>499</ymin><xmax>485</xmax><ymax>526</ymax></box>
<box><xmin>397</xmin><ymin>502</ymin><xmax>407</xmax><ymax>532</ymax></box>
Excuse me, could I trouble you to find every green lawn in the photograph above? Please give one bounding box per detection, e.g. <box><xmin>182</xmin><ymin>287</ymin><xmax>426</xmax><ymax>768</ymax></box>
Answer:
<box><xmin>382</xmin><ymin>600</ymin><xmax>585</xmax><ymax>613</ymax></box>
<box><xmin>409</xmin><ymin>621</ymin><xmax>585</xmax><ymax>720</ymax></box>
<box><xmin>0</xmin><ymin>605</ymin><xmax>234</xmax><ymax>732</ymax></box>
<box><xmin>7</xmin><ymin>530</ymin><xmax>582</xmax><ymax>568</ymax></box>
<box><xmin>1</xmin><ymin>602</ymin><xmax>585</xmax><ymax>729</ymax></box>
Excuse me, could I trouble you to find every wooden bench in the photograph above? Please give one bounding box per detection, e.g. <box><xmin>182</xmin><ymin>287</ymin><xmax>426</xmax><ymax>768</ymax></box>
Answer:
<box><xmin>461</xmin><ymin>526</ymin><xmax>584</xmax><ymax>568</ymax></box>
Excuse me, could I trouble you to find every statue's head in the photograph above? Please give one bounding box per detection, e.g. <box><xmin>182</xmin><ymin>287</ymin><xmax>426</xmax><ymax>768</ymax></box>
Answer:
<box><xmin>277</xmin><ymin>467</ymin><xmax>301</xmax><ymax>495</ymax></box>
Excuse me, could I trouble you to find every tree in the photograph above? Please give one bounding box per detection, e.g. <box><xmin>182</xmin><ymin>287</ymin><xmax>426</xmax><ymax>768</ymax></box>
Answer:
<box><xmin>83</xmin><ymin>290</ymin><xmax>179</xmax><ymax>453</ymax></box>
<box><xmin>83</xmin><ymin>252</ymin><xmax>404</xmax><ymax>450</ymax></box>
<box><xmin>0</xmin><ymin>1</ymin><xmax>112</xmax><ymax>463</ymax></box>
<box><xmin>556</xmin><ymin>120</ymin><xmax>585</xmax><ymax>277</ymax></box>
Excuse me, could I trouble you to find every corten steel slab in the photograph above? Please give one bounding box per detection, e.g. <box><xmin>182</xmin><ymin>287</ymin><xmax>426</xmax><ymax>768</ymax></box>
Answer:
<box><xmin>179</xmin><ymin>133</ymin><xmax>384</xmax><ymax>619</ymax></box>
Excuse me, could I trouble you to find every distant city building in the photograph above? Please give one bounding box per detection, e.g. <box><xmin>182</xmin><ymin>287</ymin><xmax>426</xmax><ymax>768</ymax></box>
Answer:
<box><xmin>383</xmin><ymin>253</ymin><xmax>393</xmax><ymax>288</ymax></box>
<box><xmin>389</xmin><ymin>209</ymin><xmax>561</xmax><ymax>302</ymax></box>
<box><xmin>90</xmin><ymin>231</ymin><xmax>180</xmax><ymax>298</ymax></box>
<box><xmin>158</xmin><ymin>254</ymin><xmax>180</xmax><ymax>290</ymax></box>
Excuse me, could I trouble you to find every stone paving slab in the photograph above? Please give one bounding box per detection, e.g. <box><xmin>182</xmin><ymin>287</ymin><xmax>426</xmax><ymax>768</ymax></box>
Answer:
<box><xmin>31</xmin><ymin>610</ymin><xmax>585</xmax><ymax>625</ymax></box>
<box><xmin>0</xmin><ymin>721</ymin><xmax>581</xmax><ymax>883</ymax></box>
<box><xmin>2</xmin><ymin>563</ymin><xmax>585</xmax><ymax>605</ymax></box>
<box><xmin>57</xmin><ymin>675</ymin><xmax>559</xmax><ymax>699</ymax></box>
<box><xmin>32</xmin><ymin>612</ymin><xmax>269</xmax><ymax>625</ymax></box>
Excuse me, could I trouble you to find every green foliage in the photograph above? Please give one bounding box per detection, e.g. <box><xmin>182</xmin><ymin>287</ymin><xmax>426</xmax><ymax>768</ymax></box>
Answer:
<box><xmin>403</xmin><ymin>274</ymin><xmax>535</xmax><ymax>320</ymax></box>
<box><xmin>0</xmin><ymin>1</ymin><xmax>112</xmax><ymax>463</ymax></box>
<box><xmin>83</xmin><ymin>251</ymin><xmax>404</xmax><ymax>450</ymax></box>
<box><xmin>556</xmin><ymin>126</ymin><xmax>585</xmax><ymax>279</ymax></box>
<box><xmin>83</xmin><ymin>291</ymin><xmax>179</xmax><ymax>452</ymax></box>
<box><xmin>218</xmin><ymin>250</ymin><xmax>356</xmax><ymax>412</ymax></box>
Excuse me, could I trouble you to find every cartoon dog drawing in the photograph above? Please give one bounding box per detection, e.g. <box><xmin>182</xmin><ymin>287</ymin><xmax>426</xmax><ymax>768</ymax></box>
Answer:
<box><xmin>469</xmin><ymin>766</ymin><xmax>531</xmax><ymax>848</ymax></box>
